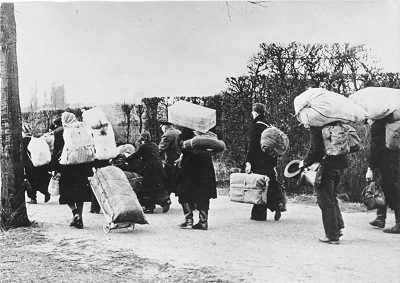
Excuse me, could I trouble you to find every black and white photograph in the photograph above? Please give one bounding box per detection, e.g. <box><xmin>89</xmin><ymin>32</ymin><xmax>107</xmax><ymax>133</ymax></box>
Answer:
<box><xmin>1</xmin><ymin>1</ymin><xmax>400</xmax><ymax>282</ymax></box>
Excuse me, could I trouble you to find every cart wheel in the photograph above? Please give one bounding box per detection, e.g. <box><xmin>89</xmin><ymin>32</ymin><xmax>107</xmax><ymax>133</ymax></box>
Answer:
<box><xmin>103</xmin><ymin>223</ymin><xmax>111</xmax><ymax>233</ymax></box>
<box><xmin>128</xmin><ymin>223</ymin><xmax>135</xmax><ymax>231</ymax></box>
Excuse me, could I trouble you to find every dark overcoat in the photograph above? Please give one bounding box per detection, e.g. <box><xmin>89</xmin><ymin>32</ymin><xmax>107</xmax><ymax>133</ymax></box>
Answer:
<box><xmin>175</xmin><ymin>128</ymin><xmax>217</xmax><ymax>203</ymax></box>
<box><xmin>126</xmin><ymin>141</ymin><xmax>165</xmax><ymax>193</ymax></box>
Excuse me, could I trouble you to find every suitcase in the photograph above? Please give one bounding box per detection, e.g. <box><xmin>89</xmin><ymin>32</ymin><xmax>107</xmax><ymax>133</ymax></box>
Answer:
<box><xmin>90</xmin><ymin>166</ymin><xmax>148</xmax><ymax>233</ymax></box>
<box><xmin>168</xmin><ymin>100</ymin><xmax>216</xmax><ymax>133</ymax></box>
<box><xmin>229</xmin><ymin>173</ymin><xmax>269</xmax><ymax>204</ymax></box>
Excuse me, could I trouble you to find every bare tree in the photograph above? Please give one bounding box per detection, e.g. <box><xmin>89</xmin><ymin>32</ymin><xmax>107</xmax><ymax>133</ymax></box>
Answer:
<box><xmin>1</xmin><ymin>3</ymin><xmax>30</xmax><ymax>229</ymax></box>
<box><xmin>29</xmin><ymin>81</ymin><xmax>39</xmax><ymax>112</ymax></box>
<box><xmin>50</xmin><ymin>82</ymin><xmax>67</xmax><ymax>110</ymax></box>
<box><xmin>121</xmin><ymin>102</ymin><xmax>135</xmax><ymax>144</ymax></box>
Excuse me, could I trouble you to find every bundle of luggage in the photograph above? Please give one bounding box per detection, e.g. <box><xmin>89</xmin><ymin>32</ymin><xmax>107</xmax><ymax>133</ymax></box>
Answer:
<box><xmin>27</xmin><ymin>136</ymin><xmax>52</xmax><ymax>167</ymax></box>
<box><xmin>90</xmin><ymin>166</ymin><xmax>148</xmax><ymax>233</ymax></box>
<box><xmin>181</xmin><ymin>130</ymin><xmax>226</xmax><ymax>156</ymax></box>
<box><xmin>295</xmin><ymin>88</ymin><xmax>364</xmax><ymax>156</ymax></box>
<box><xmin>83</xmin><ymin>107</ymin><xmax>118</xmax><ymax>160</ymax></box>
<box><xmin>229</xmin><ymin>173</ymin><xmax>269</xmax><ymax>204</ymax></box>
<box><xmin>294</xmin><ymin>88</ymin><xmax>368</xmax><ymax>128</ymax></box>
<box><xmin>168</xmin><ymin>100</ymin><xmax>216</xmax><ymax>133</ymax></box>
<box><xmin>350</xmin><ymin>87</ymin><xmax>400</xmax><ymax>150</ymax></box>
<box><xmin>260</xmin><ymin>126</ymin><xmax>289</xmax><ymax>157</ymax></box>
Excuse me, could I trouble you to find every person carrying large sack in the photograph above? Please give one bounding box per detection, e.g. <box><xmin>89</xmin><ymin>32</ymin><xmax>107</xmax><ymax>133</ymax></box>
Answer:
<box><xmin>51</xmin><ymin>112</ymin><xmax>94</xmax><ymax>229</ymax></box>
<box><xmin>366</xmin><ymin>113</ymin><xmax>400</xmax><ymax>234</ymax></box>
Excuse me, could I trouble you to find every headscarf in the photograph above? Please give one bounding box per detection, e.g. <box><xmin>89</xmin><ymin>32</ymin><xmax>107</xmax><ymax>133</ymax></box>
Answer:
<box><xmin>61</xmin><ymin>112</ymin><xmax>77</xmax><ymax>126</ymax></box>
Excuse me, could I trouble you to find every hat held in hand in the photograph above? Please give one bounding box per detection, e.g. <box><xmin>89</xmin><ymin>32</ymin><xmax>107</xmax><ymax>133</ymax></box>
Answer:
<box><xmin>284</xmin><ymin>159</ymin><xmax>302</xmax><ymax>178</ymax></box>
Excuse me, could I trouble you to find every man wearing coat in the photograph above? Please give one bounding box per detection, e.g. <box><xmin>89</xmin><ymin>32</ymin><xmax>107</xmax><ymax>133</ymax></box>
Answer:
<box><xmin>159</xmin><ymin>119</ymin><xmax>181</xmax><ymax>195</ymax></box>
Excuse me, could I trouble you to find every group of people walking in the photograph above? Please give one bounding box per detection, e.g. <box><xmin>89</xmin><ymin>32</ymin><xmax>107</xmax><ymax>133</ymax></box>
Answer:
<box><xmin>23</xmin><ymin>98</ymin><xmax>400</xmax><ymax>243</ymax></box>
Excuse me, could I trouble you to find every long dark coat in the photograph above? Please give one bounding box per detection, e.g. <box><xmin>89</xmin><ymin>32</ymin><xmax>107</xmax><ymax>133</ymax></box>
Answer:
<box><xmin>246</xmin><ymin>114</ymin><xmax>282</xmax><ymax>211</ymax></box>
<box><xmin>369</xmin><ymin>114</ymin><xmax>400</xmax><ymax>210</ymax></box>
<box><xmin>175</xmin><ymin>128</ymin><xmax>217</xmax><ymax>203</ymax></box>
<box><xmin>22</xmin><ymin>135</ymin><xmax>51</xmax><ymax>195</ymax></box>
<box><xmin>126</xmin><ymin>141</ymin><xmax>165</xmax><ymax>193</ymax></box>
<box><xmin>51</xmin><ymin>126</ymin><xmax>93</xmax><ymax>204</ymax></box>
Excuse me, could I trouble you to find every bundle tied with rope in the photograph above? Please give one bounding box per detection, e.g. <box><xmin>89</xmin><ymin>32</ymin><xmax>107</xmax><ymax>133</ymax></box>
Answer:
<box><xmin>260</xmin><ymin>126</ymin><xmax>289</xmax><ymax>157</ymax></box>
<box><xmin>294</xmin><ymin>88</ymin><xmax>368</xmax><ymax>128</ymax></box>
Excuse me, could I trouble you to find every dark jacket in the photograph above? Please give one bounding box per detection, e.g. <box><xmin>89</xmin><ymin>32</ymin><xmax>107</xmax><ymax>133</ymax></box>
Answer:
<box><xmin>175</xmin><ymin>128</ymin><xmax>217</xmax><ymax>202</ymax></box>
<box><xmin>126</xmin><ymin>141</ymin><xmax>165</xmax><ymax>192</ymax></box>
<box><xmin>303</xmin><ymin>126</ymin><xmax>348</xmax><ymax>170</ymax></box>
<box><xmin>51</xmin><ymin>125</ymin><xmax>92</xmax><ymax>204</ymax></box>
<box><xmin>369</xmin><ymin>114</ymin><xmax>400</xmax><ymax>209</ymax></box>
<box><xmin>159</xmin><ymin>128</ymin><xmax>181</xmax><ymax>165</ymax></box>
<box><xmin>246</xmin><ymin>114</ymin><xmax>277</xmax><ymax>176</ymax></box>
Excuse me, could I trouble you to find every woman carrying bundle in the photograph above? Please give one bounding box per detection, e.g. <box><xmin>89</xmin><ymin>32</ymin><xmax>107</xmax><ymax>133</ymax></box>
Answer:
<box><xmin>51</xmin><ymin>112</ymin><xmax>93</xmax><ymax>229</ymax></box>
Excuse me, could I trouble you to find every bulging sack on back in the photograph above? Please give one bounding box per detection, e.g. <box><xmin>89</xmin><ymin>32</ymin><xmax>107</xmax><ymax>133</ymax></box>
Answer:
<box><xmin>260</xmin><ymin>126</ymin><xmax>289</xmax><ymax>157</ymax></box>
<box><xmin>27</xmin><ymin>136</ymin><xmax>51</xmax><ymax>167</ymax></box>
<box><xmin>92</xmin><ymin>124</ymin><xmax>118</xmax><ymax>160</ymax></box>
<box><xmin>294</xmin><ymin>88</ymin><xmax>368</xmax><ymax>128</ymax></box>
<box><xmin>59</xmin><ymin>122</ymin><xmax>96</xmax><ymax>165</ymax></box>
<box><xmin>322</xmin><ymin>123</ymin><xmax>361</xmax><ymax>156</ymax></box>
<box><xmin>385</xmin><ymin>121</ymin><xmax>400</xmax><ymax>150</ymax></box>
<box><xmin>350</xmin><ymin>87</ymin><xmax>400</xmax><ymax>120</ymax></box>
<box><xmin>41</xmin><ymin>133</ymin><xmax>55</xmax><ymax>154</ymax></box>
<box><xmin>82</xmin><ymin>107</ymin><xmax>109</xmax><ymax>129</ymax></box>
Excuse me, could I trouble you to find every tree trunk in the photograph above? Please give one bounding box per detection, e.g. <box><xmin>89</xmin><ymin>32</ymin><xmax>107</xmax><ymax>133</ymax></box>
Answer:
<box><xmin>0</xmin><ymin>3</ymin><xmax>30</xmax><ymax>229</ymax></box>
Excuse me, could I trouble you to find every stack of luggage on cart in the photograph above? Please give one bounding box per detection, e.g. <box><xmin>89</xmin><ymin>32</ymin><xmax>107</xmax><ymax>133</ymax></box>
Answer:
<box><xmin>82</xmin><ymin>107</ymin><xmax>148</xmax><ymax>233</ymax></box>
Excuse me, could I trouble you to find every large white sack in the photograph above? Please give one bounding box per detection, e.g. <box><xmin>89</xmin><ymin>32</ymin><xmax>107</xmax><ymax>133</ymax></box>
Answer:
<box><xmin>92</xmin><ymin>125</ymin><xmax>118</xmax><ymax>160</ymax></box>
<box><xmin>294</xmin><ymin>88</ymin><xmax>368</xmax><ymax>128</ymax></box>
<box><xmin>82</xmin><ymin>107</ymin><xmax>109</xmax><ymax>129</ymax></box>
<box><xmin>349</xmin><ymin>87</ymin><xmax>400</xmax><ymax>120</ymax></box>
<box><xmin>27</xmin><ymin>137</ymin><xmax>51</xmax><ymax>167</ymax></box>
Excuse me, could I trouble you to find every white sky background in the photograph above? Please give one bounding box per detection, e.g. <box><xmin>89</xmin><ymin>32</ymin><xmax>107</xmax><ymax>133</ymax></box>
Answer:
<box><xmin>14</xmin><ymin>1</ymin><xmax>400</xmax><ymax>108</ymax></box>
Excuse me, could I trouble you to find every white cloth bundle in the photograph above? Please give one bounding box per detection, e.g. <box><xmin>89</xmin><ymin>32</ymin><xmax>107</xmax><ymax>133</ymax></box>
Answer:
<box><xmin>294</xmin><ymin>88</ymin><xmax>368</xmax><ymax>128</ymax></box>
<box><xmin>349</xmin><ymin>87</ymin><xmax>400</xmax><ymax>120</ymax></box>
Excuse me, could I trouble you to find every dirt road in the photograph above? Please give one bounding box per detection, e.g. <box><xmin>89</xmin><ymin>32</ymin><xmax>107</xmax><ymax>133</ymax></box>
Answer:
<box><xmin>1</xmin><ymin>193</ymin><xmax>400</xmax><ymax>282</ymax></box>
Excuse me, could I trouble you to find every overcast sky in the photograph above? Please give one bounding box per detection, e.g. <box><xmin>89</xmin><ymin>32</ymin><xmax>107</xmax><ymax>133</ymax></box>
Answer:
<box><xmin>14</xmin><ymin>1</ymin><xmax>400</xmax><ymax>108</ymax></box>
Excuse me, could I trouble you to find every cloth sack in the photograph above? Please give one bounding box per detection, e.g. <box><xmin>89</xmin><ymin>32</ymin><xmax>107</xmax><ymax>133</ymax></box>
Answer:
<box><xmin>82</xmin><ymin>107</ymin><xmax>109</xmax><ymax>129</ymax></box>
<box><xmin>350</xmin><ymin>87</ymin><xmax>400</xmax><ymax>120</ymax></box>
<box><xmin>92</xmin><ymin>125</ymin><xmax>118</xmax><ymax>160</ymax></box>
<box><xmin>59</xmin><ymin>122</ymin><xmax>96</xmax><ymax>165</ymax></box>
<box><xmin>41</xmin><ymin>133</ymin><xmax>55</xmax><ymax>154</ymax></box>
<box><xmin>182</xmin><ymin>131</ymin><xmax>225</xmax><ymax>156</ymax></box>
<box><xmin>362</xmin><ymin>181</ymin><xmax>386</xmax><ymax>210</ymax></box>
<box><xmin>27</xmin><ymin>136</ymin><xmax>51</xmax><ymax>167</ymax></box>
<box><xmin>322</xmin><ymin>123</ymin><xmax>361</xmax><ymax>156</ymax></box>
<box><xmin>90</xmin><ymin>166</ymin><xmax>148</xmax><ymax>225</ymax></box>
<box><xmin>260</xmin><ymin>126</ymin><xmax>289</xmax><ymax>157</ymax></box>
<box><xmin>48</xmin><ymin>174</ymin><xmax>60</xmax><ymax>196</ymax></box>
<box><xmin>294</xmin><ymin>88</ymin><xmax>368</xmax><ymax>128</ymax></box>
<box><xmin>229</xmin><ymin>173</ymin><xmax>269</xmax><ymax>204</ymax></box>
<box><xmin>385</xmin><ymin>121</ymin><xmax>400</xmax><ymax>150</ymax></box>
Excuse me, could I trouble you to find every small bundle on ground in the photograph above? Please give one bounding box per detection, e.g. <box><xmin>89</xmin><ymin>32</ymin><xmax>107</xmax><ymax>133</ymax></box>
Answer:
<box><xmin>229</xmin><ymin>173</ymin><xmax>269</xmax><ymax>205</ymax></box>
<box><xmin>294</xmin><ymin>88</ymin><xmax>367</xmax><ymax>128</ymax></box>
<box><xmin>168</xmin><ymin>100</ymin><xmax>216</xmax><ymax>133</ymax></box>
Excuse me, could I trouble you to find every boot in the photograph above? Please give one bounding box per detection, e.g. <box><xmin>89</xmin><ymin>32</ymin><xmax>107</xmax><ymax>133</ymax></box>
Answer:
<box><xmin>179</xmin><ymin>203</ymin><xmax>193</xmax><ymax>228</ymax></box>
<box><xmin>70</xmin><ymin>209</ymin><xmax>79</xmax><ymax>227</ymax></box>
<box><xmin>192</xmin><ymin>210</ymin><xmax>208</xmax><ymax>230</ymax></box>
<box><xmin>370</xmin><ymin>206</ymin><xmax>387</xmax><ymax>228</ymax></box>
<box><xmin>383</xmin><ymin>208</ymin><xmax>400</xmax><ymax>234</ymax></box>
